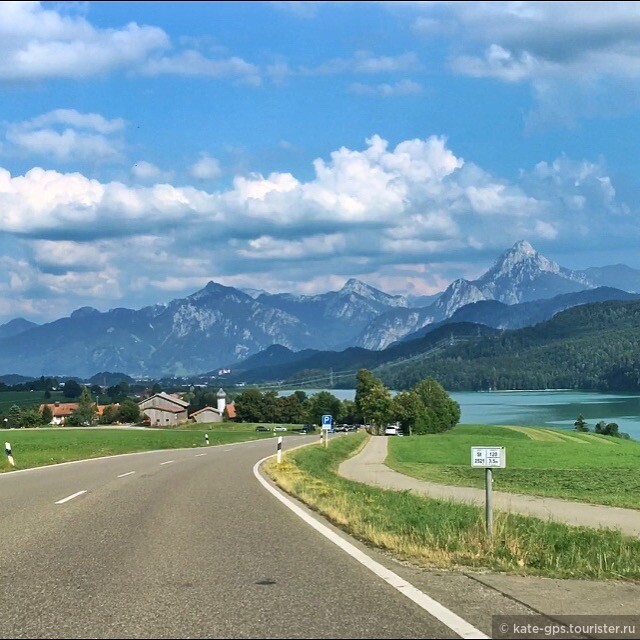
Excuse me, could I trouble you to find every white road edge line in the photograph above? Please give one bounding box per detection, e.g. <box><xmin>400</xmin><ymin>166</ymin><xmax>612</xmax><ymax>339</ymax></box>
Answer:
<box><xmin>55</xmin><ymin>490</ymin><xmax>87</xmax><ymax>504</ymax></box>
<box><xmin>253</xmin><ymin>456</ymin><xmax>488</xmax><ymax>640</ymax></box>
<box><xmin>160</xmin><ymin>460</ymin><xmax>174</xmax><ymax>465</ymax></box>
<box><xmin>117</xmin><ymin>471</ymin><xmax>136</xmax><ymax>478</ymax></box>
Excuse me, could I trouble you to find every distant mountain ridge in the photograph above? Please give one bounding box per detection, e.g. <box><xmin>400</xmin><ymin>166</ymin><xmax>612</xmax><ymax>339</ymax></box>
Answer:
<box><xmin>1</xmin><ymin>240</ymin><xmax>640</xmax><ymax>378</ymax></box>
<box><xmin>354</xmin><ymin>241</ymin><xmax>640</xmax><ymax>349</ymax></box>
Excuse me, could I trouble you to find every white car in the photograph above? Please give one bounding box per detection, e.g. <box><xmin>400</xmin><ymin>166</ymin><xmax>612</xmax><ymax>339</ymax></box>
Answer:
<box><xmin>273</xmin><ymin>426</ymin><xmax>288</xmax><ymax>432</ymax></box>
<box><xmin>384</xmin><ymin>426</ymin><xmax>402</xmax><ymax>436</ymax></box>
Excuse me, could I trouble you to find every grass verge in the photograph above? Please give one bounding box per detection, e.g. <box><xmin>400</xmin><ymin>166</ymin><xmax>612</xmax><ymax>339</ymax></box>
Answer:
<box><xmin>265</xmin><ymin>433</ymin><xmax>640</xmax><ymax>581</ymax></box>
<box><xmin>0</xmin><ymin>427</ymin><xmax>272</xmax><ymax>473</ymax></box>
<box><xmin>386</xmin><ymin>425</ymin><xmax>640</xmax><ymax>509</ymax></box>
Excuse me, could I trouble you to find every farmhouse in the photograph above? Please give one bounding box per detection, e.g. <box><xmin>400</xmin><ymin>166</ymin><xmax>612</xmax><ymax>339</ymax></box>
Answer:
<box><xmin>189</xmin><ymin>388</ymin><xmax>235</xmax><ymax>424</ymax></box>
<box><xmin>138</xmin><ymin>392</ymin><xmax>189</xmax><ymax>427</ymax></box>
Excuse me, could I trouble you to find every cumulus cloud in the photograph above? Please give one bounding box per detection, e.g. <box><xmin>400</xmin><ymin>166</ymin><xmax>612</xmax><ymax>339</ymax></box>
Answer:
<box><xmin>406</xmin><ymin>1</ymin><xmax>640</xmax><ymax>123</ymax></box>
<box><xmin>5</xmin><ymin>108</ymin><xmax>126</xmax><ymax>163</ymax></box>
<box><xmin>0</xmin><ymin>134</ymin><xmax>636</xmax><ymax>320</ymax></box>
<box><xmin>0</xmin><ymin>2</ymin><xmax>260</xmax><ymax>83</ymax></box>
<box><xmin>189</xmin><ymin>154</ymin><xmax>222</xmax><ymax>180</ymax></box>
<box><xmin>131</xmin><ymin>161</ymin><xmax>173</xmax><ymax>182</ymax></box>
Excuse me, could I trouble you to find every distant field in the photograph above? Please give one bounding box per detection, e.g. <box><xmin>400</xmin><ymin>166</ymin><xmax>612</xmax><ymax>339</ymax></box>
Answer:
<box><xmin>0</xmin><ymin>390</ymin><xmax>65</xmax><ymax>413</ymax></box>
<box><xmin>386</xmin><ymin>424</ymin><xmax>640</xmax><ymax>509</ymax></box>
<box><xmin>0</xmin><ymin>426</ymin><xmax>277</xmax><ymax>473</ymax></box>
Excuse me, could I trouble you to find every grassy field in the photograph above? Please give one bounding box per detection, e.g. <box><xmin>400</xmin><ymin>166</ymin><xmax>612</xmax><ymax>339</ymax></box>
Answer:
<box><xmin>386</xmin><ymin>424</ymin><xmax>640</xmax><ymax>509</ymax></box>
<box><xmin>0</xmin><ymin>425</ymin><xmax>278</xmax><ymax>473</ymax></box>
<box><xmin>265</xmin><ymin>434</ymin><xmax>640</xmax><ymax>581</ymax></box>
<box><xmin>0</xmin><ymin>390</ymin><xmax>66</xmax><ymax>413</ymax></box>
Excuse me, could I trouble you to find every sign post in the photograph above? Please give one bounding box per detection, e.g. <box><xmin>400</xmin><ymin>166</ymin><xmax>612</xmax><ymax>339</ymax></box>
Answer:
<box><xmin>471</xmin><ymin>446</ymin><xmax>505</xmax><ymax>536</ymax></box>
<box><xmin>321</xmin><ymin>415</ymin><xmax>332</xmax><ymax>449</ymax></box>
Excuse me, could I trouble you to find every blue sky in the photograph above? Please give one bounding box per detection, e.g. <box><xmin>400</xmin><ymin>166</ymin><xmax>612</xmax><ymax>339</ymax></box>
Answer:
<box><xmin>2</xmin><ymin>1</ymin><xmax>640</xmax><ymax>324</ymax></box>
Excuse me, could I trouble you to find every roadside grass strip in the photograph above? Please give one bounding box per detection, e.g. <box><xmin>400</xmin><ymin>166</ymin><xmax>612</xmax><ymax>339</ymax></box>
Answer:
<box><xmin>265</xmin><ymin>435</ymin><xmax>640</xmax><ymax>581</ymax></box>
<box><xmin>385</xmin><ymin>424</ymin><xmax>640</xmax><ymax>509</ymax></box>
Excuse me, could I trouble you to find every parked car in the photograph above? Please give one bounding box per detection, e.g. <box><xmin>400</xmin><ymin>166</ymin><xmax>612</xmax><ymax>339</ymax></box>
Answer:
<box><xmin>273</xmin><ymin>426</ymin><xmax>287</xmax><ymax>432</ymax></box>
<box><xmin>384</xmin><ymin>425</ymin><xmax>403</xmax><ymax>436</ymax></box>
<box><xmin>255</xmin><ymin>425</ymin><xmax>270</xmax><ymax>432</ymax></box>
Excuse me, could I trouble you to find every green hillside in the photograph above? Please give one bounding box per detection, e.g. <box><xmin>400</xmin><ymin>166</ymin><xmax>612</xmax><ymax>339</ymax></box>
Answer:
<box><xmin>374</xmin><ymin>299</ymin><xmax>640</xmax><ymax>391</ymax></box>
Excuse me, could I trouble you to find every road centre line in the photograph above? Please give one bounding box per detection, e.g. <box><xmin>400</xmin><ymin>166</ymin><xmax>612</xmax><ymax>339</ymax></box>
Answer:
<box><xmin>194</xmin><ymin>453</ymin><xmax>206</xmax><ymax>457</ymax></box>
<box><xmin>117</xmin><ymin>471</ymin><xmax>136</xmax><ymax>478</ymax></box>
<box><xmin>253</xmin><ymin>456</ymin><xmax>487</xmax><ymax>640</ymax></box>
<box><xmin>55</xmin><ymin>490</ymin><xmax>87</xmax><ymax>505</ymax></box>
<box><xmin>160</xmin><ymin>460</ymin><xmax>174</xmax><ymax>465</ymax></box>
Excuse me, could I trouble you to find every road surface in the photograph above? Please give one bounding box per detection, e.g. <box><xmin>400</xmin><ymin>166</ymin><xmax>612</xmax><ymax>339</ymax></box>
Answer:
<box><xmin>0</xmin><ymin>436</ymin><xmax>534</xmax><ymax>639</ymax></box>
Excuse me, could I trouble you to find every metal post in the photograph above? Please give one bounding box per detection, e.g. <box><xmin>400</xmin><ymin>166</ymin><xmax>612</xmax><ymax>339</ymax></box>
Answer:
<box><xmin>276</xmin><ymin>436</ymin><xmax>283</xmax><ymax>464</ymax></box>
<box><xmin>485</xmin><ymin>468</ymin><xmax>493</xmax><ymax>536</ymax></box>
<box><xmin>324</xmin><ymin>429</ymin><xmax>328</xmax><ymax>448</ymax></box>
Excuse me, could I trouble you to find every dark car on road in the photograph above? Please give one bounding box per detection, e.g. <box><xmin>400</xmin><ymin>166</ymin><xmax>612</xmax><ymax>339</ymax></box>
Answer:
<box><xmin>255</xmin><ymin>425</ymin><xmax>270</xmax><ymax>432</ymax></box>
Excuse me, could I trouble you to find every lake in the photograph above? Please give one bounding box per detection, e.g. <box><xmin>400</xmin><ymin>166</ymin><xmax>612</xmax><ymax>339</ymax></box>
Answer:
<box><xmin>279</xmin><ymin>389</ymin><xmax>640</xmax><ymax>440</ymax></box>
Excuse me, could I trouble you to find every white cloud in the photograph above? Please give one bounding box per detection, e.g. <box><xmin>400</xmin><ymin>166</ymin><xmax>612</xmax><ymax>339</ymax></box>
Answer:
<box><xmin>5</xmin><ymin>109</ymin><xmax>125</xmax><ymax>163</ymax></box>
<box><xmin>302</xmin><ymin>50</ymin><xmax>421</xmax><ymax>76</ymax></box>
<box><xmin>0</xmin><ymin>2</ymin><xmax>168</xmax><ymax>80</ymax></box>
<box><xmin>132</xmin><ymin>161</ymin><xmax>173</xmax><ymax>182</ymax></box>
<box><xmin>189</xmin><ymin>154</ymin><xmax>222</xmax><ymax>180</ymax></box>
<box><xmin>406</xmin><ymin>1</ymin><xmax>640</xmax><ymax>123</ymax></box>
<box><xmin>0</xmin><ymin>134</ymin><xmax>637</xmax><ymax>319</ymax></box>
<box><xmin>0</xmin><ymin>2</ymin><xmax>261</xmax><ymax>83</ymax></box>
<box><xmin>348</xmin><ymin>79</ymin><xmax>423</xmax><ymax>96</ymax></box>
<box><xmin>141</xmin><ymin>50</ymin><xmax>261</xmax><ymax>84</ymax></box>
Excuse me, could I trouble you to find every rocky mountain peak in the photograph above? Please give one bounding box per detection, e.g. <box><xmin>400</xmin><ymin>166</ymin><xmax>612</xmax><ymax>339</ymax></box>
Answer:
<box><xmin>482</xmin><ymin>240</ymin><xmax>560</xmax><ymax>282</ymax></box>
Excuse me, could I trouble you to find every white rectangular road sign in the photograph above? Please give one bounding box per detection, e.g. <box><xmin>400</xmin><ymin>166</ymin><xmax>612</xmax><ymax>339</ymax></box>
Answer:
<box><xmin>471</xmin><ymin>446</ymin><xmax>506</xmax><ymax>468</ymax></box>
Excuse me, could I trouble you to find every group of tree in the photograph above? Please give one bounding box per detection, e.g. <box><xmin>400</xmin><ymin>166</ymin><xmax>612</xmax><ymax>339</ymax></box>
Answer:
<box><xmin>231</xmin><ymin>370</ymin><xmax>460</xmax><ymax>436</ymax></box>
<box><xmin>574</xmin><ymin>414</ymin><xmax>630</xmax><ymax>439</ymax></box>
<box><xmin>355</xmin><ymin>369</ymin><xmax>460</xmax><ymax>435</ymax></box>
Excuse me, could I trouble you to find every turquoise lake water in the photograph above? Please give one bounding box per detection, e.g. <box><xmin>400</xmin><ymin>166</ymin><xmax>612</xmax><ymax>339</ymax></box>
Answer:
<box><xmin>280</xmin><ymin>389</ymin><xmax>640</xmax><ymax>440</ymax></box>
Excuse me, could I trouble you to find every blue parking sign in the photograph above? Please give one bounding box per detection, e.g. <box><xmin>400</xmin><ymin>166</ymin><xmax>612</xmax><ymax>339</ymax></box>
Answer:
<box><xmin>321</xmin><ymin>414</ymin><xmax>332</xmax><ymax>428</ymax></box>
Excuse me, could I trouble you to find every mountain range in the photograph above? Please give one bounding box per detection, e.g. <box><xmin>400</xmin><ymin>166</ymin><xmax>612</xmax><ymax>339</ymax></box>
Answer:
<box><xmin>1</xmin><ymin>240</ymin><xmax>640</xmax><ymax>378</ymax></box>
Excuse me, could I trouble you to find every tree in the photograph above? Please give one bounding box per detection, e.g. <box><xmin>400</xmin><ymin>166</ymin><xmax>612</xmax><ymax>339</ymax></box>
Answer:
<box><xmin>574</xmin><ymin>415</ymin><xmax>589</xmax><ymax>432</ymax></box>
<box><xmin>354</xmin><ymin>369</ymin><xmax>378</xmax><ymax>424</ymax></box>
<box><xmin>354</xmin><ymin>370</ymin><xmax>393</xmax><ymax>435</ymax></box>
<box><xmin>41</xmin><ymin>404</ymin><xmax>53</xmax><ymax>425</ymax></box>
<box><xmin>68</xmin><ymin>387</ymin><xmax>96</xmax><ymax>426</ymax></box>
<box><xmin>412</xmin><ymin>378</ymin><xmax>460</xmax><ymax>433</ymax></box>
<box><xmin>117</xmin><ymin>398</ymin><xmax>140</xmax><ymax>424</ymax></box>
<box><xmin>306</xmin><ymin>391</ymin><xmax>342</xmax><ymax>426</ymax></box>
<box><xmin>392</xmin><ymin>390</ymin><xmax>424</xmax><ymax>436</ymax></box>
<box><xmin>62</xmin><ymin>379</ymin><xmax>82</xmax><ymax>399</ymax></box>
<box><xmin>44</xmin><ymin>389</ymin><xmax>52</xmax><ymax>400</ymax></box>
<box><xmin>100</xmin><ymin>405</ymin><xmax>119</xmax><ymax>425</ymax></box>
<box><xmin>235</xmin><ymin>388</ymin><xmax>267</xmax><ymax>423</ymax></box>
<box><xmin>7</xmin><ymin>404</ymin><xmax>22</xmax><ymax>428</ymax></box>
<box><xmin>19</xmin><ymin>409</ymin><xmax>41</xmax><ymax>429</ymax></box>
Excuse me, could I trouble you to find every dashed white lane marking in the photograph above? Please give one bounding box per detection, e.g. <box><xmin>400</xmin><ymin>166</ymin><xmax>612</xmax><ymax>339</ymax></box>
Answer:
<box><xmin>195</xmin><ymin>453</ymin><xmax>206</xmax><ymax>457</ymax></box>
<box><xmin>160</xmin><ymin>460</ymin><xmax>174</xmax><ymax>465</ymax></box>
<box><xmin>55</xmin><ymin>490</ymin><xmax>87</xmax><ymax>504</ymax></box>
<box><xmin>117</xmin><ymin>471</ymin><xmax>136</xmax><ymax>478</ymax></box>
<box><xmin>253</xmin><ymin>456</ymin><xmax>488</xmax><ymax>640</ymax></box>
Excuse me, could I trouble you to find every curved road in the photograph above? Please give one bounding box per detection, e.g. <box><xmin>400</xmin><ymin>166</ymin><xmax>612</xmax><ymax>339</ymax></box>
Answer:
<box><xmin>0</xmin><ymin>437</ymin><xmax>532</xmax><ymax>638</ymax></box>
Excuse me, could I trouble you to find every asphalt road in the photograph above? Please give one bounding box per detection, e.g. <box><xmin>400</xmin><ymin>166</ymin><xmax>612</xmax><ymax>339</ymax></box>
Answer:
<box><xmin>0</xmin><ymin>436</ymin><xmax>533</xmax><ymax>639</ymax></box>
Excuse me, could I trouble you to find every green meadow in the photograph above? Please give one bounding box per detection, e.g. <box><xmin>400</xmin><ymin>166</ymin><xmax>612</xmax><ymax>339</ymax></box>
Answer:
<box><xmin>386</xmin><ymin>425</ymin><xmax>640</xmax><ymax>509</ymax></box>
<box><xmin>266</xmin><ymin>434</ymin><xmax>640</xmax><ymax>580</ymax></box>
<box><xmin>0</xmin><ymin>425</ymin><xmax>276</xmax><ymax>473</ymax></box>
